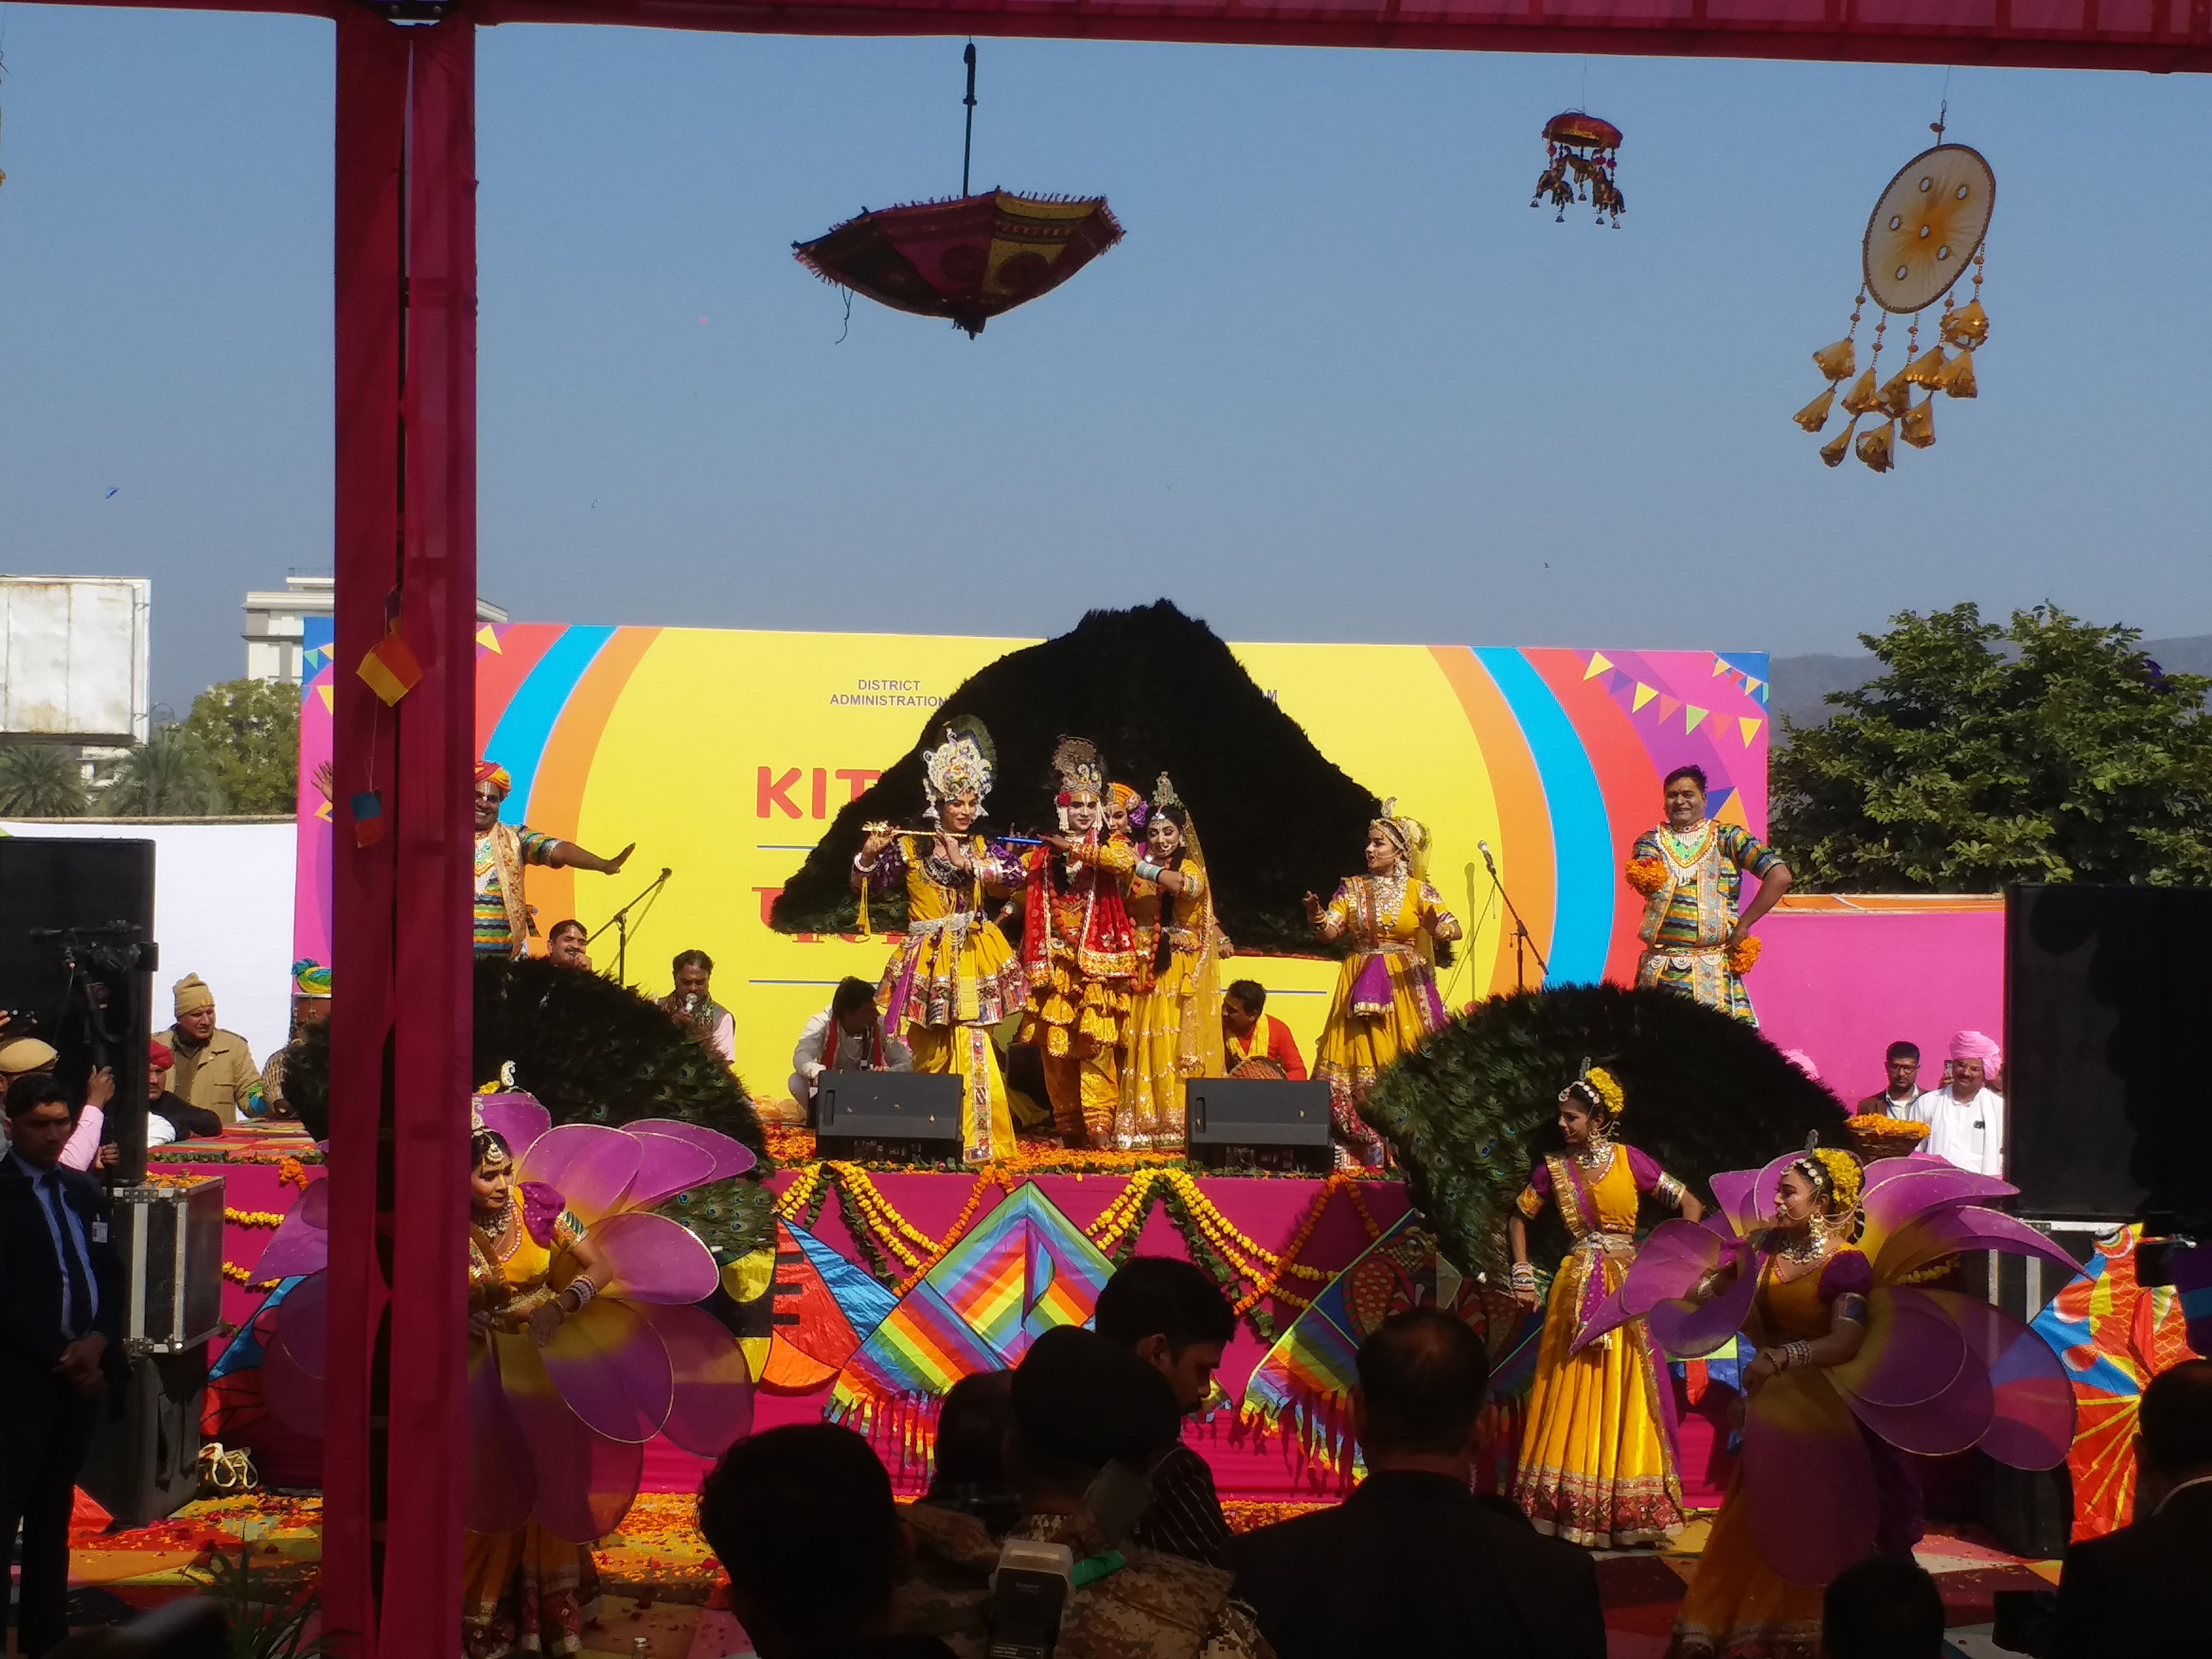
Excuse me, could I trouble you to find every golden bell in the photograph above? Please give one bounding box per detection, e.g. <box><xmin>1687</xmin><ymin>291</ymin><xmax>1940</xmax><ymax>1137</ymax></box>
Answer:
<box><xmin>1793</xmin><ymin>386</ymin><xmax>1837</xmax><ymax>433</ymax></box>
<box><xmin>1901</xmin><ymin>398</ymin><xmax>1936</xmax><ymax>450</ymax></box>
<box><xmin>1938</xmin><ymin>349</ymin><xmax>1977</xmax><ymax>400</ymax></box>
<box><xmin>1901</xmin><ymin>346</ymin><xmax>1948</xmax><ymax>388</ymax></box>
<box><xmin>1856</xmin><ymin>420</ymin><xmax>1897</xmax><ymax>473</ymax></box>
<box><xmin>1877</xmin><ymin>370</ymin><xmax>1914</xmax><ymax>420</ymax></box>
<box><xmin>1820</xmin><ymin>419</ymin><xmax>1859</xmax><ymax>468</ymax></box>
<box><xmin>1812</xmin><ymin>337</ymin><xmax>1857</xmax><ymax>382</ymax></box>
<box><xmin>1839</xmin><ymin>369</ymin><xmax>1881</xmax><ymax>417</ymax></box>
<box><xmin>1940</xmin><ymin>300</ymin><xmax>1989</xmax><ymax>350</ymax></box>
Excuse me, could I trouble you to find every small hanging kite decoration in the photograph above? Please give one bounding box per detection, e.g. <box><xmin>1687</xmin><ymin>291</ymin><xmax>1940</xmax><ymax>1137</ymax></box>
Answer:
<box><xmin>1532</xmin><ymin>113</ymin><xmax>1624</xmax><ymax>227</ymax></box>
<box><xmin>794</xmin><ymin>192</ymin><xmax>1123</xmax><ymax>338</ymax></box>
<box><xmin>1797</xmin><ymin>122</ymin><xmax>1993</xmax><ymax>472</ymax></box>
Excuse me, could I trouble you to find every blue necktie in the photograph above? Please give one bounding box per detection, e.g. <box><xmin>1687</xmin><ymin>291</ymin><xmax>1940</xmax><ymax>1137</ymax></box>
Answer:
<box><xmin>43</xmin><ymin>1172</ymin><xmax>95</xmax><ymax>1340</ymax></box>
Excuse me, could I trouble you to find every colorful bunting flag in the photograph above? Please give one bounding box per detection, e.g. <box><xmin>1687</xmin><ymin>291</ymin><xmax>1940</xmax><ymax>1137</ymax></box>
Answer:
<box><xmin>1684</xmin><ymin>706</ymin><xmax>1709</xmax><ymax>733</ymax></box>
<box><xmin>356</xmin><ymin>631</ymin><xmax>421</xmax><ymax>706</ymax></box>
<box><xmin>1584</xmin><ymin>651</ymin><xmax>1613</xmax><ymax>680</ymax></box>
<box><xmin>1738</xmin><ymin>716</ymin><xmax>1763</xmax><ymax>747</ymax></box>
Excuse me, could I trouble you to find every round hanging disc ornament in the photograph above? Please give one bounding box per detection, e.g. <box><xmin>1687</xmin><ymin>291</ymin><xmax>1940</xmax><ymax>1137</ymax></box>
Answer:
<box><xmin>1862</xmin><ymin>144</ymin><xmax>1994</xmax><ymax>314</ymax></box>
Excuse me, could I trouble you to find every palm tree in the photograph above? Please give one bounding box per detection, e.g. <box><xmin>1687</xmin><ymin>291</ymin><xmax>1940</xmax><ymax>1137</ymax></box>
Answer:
<box><xmin>100</xmin><ymin>729</ymin><xmax>227</xmax><ymax>817</ymax></box>
<box><xmin>0</xmin><ymin>744</ymin><xmax>90</xmax><ymax>817</ymax></box>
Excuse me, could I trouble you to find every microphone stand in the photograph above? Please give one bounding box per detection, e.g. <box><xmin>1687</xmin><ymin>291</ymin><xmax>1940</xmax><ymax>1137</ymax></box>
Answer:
<box><xmin>1479</xmin><ymin>845</ymin><xmax>1550</xmax><ymax>993</ymax></box>
<box><xmin>589</xmin><ymin>867</ymin><xmax>672</xmax><ymax>985</ymax></box>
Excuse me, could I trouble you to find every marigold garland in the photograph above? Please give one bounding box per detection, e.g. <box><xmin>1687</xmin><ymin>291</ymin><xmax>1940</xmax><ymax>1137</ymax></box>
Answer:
<box><xmin>1624</xmin><ymin>857</ymin><xmax>1669</xmax><ymax>897</ymax></box>
<box><xmin>1725</xmin><ymin>935</ymin><xmax>1764</xmax><ymax>975</ymax></box>
<box><xmin>225</xmin><ymin>1209</ymin><xmax>289</xmax><ymax>1230</ymax></box>
<box><xmin>221</xmin><ymin>1262</ymin><xmax>253</xmax><ymax>1285</ymax></box>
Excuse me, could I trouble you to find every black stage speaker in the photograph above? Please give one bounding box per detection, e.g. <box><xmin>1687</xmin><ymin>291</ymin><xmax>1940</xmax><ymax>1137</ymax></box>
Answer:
<box><xmin>1185</xmin><ymin>1079</ymin><xmax>1333</xmax><ymax>1174</ymax></box>
<box><xmin>2007</xmin><ymin>884</ymin><xmax>2212</xmax><ymax>1226</ymax></box>
<box><xmin>0</xmin><ymin>836</ymin><xmax>158</xmax><ymax>1183</ymax></box>
<box><xmin>816</xmin><ymin>1072</ymin><xmax>964</xmax><ymax>1162</ymax></box>
<box><xmin>79</xmin><ymin>1348</ymin><xmax>208</xmax><ymax>1528</ymax></box>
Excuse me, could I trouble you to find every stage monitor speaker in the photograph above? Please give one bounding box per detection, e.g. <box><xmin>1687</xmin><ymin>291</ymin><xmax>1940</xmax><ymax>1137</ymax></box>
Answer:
<box><xmin>0</xmin><ymin>835</ymin><xmax>157</xmax><ymax>1182</ymax></box>
<box><xmin>2007</xmin><ymin>884</ymin><xmax>2212</xmax><ymax>1226</ymax></box>
<box><xmin>816</xmin><ymin>1072</ymin><xmax>964</xmax><ymax>1162</ymax></box>
<box><xmin>78</xmin><ymin>1347</ymin><xmax>208</xmax><ymax>1529</ymax></box>
<box><xmin>1185</xmin><ymin>1079</ymin><xmax>1333</xmax><ymax>1174</ymax></box>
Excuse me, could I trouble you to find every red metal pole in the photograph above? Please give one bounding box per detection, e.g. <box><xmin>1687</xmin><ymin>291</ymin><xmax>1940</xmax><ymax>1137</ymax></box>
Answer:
<box><xmin>327</xmin><ymin>12</ymin><xmax>476</xmax><ymax>1654</ymax></box>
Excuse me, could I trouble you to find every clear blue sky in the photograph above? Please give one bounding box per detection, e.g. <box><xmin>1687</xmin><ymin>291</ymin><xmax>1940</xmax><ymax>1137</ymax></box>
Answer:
<box><xmin>1</xmin><ymin>7</ymin><xmax>2206</xmax><ymax>715</ymax></box>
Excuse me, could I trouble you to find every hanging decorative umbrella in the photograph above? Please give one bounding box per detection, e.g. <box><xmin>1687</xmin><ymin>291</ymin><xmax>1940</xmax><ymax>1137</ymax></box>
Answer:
<box><xmin>793</xmin><ymin>45</ymin><xmax>1122</xmax><ymax>337</ymax></box>
<box><xmin>1796</xmin><ymin>111</ymin><xmax>1993</xmax><ymax>471</ymax></box>
<box><xmin>1531</xmin><ymin>112</ymin><xmax>1624</xmax><ymax>226</ymax></box>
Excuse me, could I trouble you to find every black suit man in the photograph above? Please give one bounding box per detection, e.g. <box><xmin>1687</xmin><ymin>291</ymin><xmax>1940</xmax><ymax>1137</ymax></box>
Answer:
<box><xmin>2</xmin><ymin>1074</ymin><xmax>128</xmax><ymax>1657</ymax></box>
<box><xmin>1233</xmin><ymin>1307</ymin><xmax>1607</xmax><ymax>1659</ymax></box>
<box><xmin>2056</xmin><ymin>1357</ymin><xmax>2212</xmax><ymax>1659</ymax></box>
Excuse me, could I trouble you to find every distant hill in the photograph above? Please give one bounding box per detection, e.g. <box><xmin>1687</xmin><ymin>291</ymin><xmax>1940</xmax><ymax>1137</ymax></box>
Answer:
<box><xmin>1769</xmin><ymin>635</ymin><xmax>2212</xmax><ymax>733</ymax></box>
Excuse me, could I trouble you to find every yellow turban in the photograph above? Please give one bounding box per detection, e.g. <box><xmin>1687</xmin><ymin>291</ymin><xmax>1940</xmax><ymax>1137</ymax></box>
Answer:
<box><xmin>0</xmin><ymin>1037</ymin><xmax>60</xmax><ymax>1076</ymax></box>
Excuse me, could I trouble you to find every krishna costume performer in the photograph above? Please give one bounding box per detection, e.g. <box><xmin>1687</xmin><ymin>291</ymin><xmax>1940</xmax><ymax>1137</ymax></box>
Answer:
<box><xmin>1306</xmin><ymin>801</ymin><xmax>1461</xmax><ymax>1169</ymax></box>
<box><xmin>853</xmin><ymin>720</ymin><xmax>1028</xmax><ymax>1164</ymax></box>
<box><xmin>1624</xmin><ymin>766</ymin><xmax>1790</xmax><ymax>1025</ymax></box>
<box><xmin>1580</xmin><ymin>1142</ymin><xmax>2078</xmax><ymax>1658</ymax></box>
<box><xmin>1015</xmin><ymin>738</ymin><xmax>1139</xmax><ymax>1146</ymax></box>
<box><xmin>1115</xmin><ymin>774</ymin><xmax>1225</xmax><ymax>1151</ymax></box>
<box><xmin>1507</xmin><ymin>1065</ymin><xmax>1695</xmax><ymax>1548</ymax></box>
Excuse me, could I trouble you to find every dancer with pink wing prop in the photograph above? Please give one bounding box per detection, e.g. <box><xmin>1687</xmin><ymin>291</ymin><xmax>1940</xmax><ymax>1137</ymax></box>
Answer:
<box><xmin>1576</xmin><ymin>1143</ymin><xmax>2077</xmax><ymax>1659</ymax></box>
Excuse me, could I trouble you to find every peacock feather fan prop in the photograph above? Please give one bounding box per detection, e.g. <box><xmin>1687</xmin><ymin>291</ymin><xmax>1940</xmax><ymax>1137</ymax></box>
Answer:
<box><xmin>283</xmin><ymin>956</ymin><xmax>772</xmax><ymax>1259</ymax></box>
<box><xmin>1364</xmin><ymin>983</ymin><xmax>1851</xmax><ymax>1283</ymax></box>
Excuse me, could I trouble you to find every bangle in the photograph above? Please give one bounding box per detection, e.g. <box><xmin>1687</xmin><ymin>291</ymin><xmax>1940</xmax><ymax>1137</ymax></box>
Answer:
<box><xmin>1134</xmin><ymin>859</ymin><xmax>1164</xmax><ymax>882</ymax></box>
<box><xmin>852</xmin><ymin>854</ymin><xmax>879</xmax><ymax>874</ymax></box>
<box><xmin>560</xmin><ymin>1277</ymin><xmax>597</xmax><ymax>1313</ymax></box>
<box><xmin>1509</xmin><ymin>1262</ymin><xmax>1537</xmax><ymax>1289</ymax></box>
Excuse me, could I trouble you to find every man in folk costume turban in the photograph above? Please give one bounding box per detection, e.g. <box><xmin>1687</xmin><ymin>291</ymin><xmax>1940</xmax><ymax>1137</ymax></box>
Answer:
<box><xmin>1912</xmin><ymin>1030</ymin><xmax>2006</xmax><ymax>1178</ymax></box>
<box><xmin>473</xmin><ymin>761</ymin><xmax>635</xmax><ymax>959</ymax></box>
<box><xmin>1623</xmin><ymin>765</ymin><xmax>1791</xmax><ymax>1025</ymax></box>
<box><xmin>1015</xmin><ymin>738</ymin><xmax>1139</xmax><ymax>1147</ymax></box>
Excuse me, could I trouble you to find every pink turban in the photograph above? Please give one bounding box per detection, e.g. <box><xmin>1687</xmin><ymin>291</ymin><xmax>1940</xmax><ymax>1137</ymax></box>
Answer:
<box><xmin>1782</xmin><ymin>1048</ymin><xmax>1821</xmax><ymax>1080</ymax></box>
<box><xmin>1949</xmin><ymin>1030</ymin><xmax>2001</xmax><ymax>1067</ymax></box>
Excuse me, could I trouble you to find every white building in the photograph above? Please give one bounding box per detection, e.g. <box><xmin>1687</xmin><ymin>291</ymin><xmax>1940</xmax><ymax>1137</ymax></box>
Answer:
<box><xmin>243</xmin><ymin>574</ymin><xmax>509</xmax><ymax>685</ymax></box>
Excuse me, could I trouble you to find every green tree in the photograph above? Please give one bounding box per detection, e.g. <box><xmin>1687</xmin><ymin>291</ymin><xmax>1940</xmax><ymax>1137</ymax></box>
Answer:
<box><xmin>180</xmin><ymin>678</ymin><xmax>299</xmax><ymax>815</ymax></box>
<box><xmin>0</xmin><ymin>745</ymin><xmax>90</xmax><ymax>817</ymax></box>
<box><xmin>1772</xmin><ymin>603</ymin><xmax>2212</xmax><ymax>890</ymax></box>
<box><xmin>100</xmin><ymin>729</ymin><xmax>228</xmax><ymax>817</ymax></box>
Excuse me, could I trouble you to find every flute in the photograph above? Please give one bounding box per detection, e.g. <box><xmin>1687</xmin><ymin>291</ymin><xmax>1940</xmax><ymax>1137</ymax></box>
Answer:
<box><xmin>862</xmin><ymin>822</ymin><xmax>1049</xmax><ymax>847</ymax></box>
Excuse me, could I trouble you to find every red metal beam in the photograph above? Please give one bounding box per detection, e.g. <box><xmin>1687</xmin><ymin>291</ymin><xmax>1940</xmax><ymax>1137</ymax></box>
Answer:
<box><xmin>42</xmin><ymin>0</ymin><xmax>2212</xmax><ymax>73</ymax></box>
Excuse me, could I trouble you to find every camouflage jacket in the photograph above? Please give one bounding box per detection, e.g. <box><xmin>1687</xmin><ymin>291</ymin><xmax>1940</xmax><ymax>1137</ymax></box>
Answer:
<box><xmin>899</xmin><ymin>1502</ymin><xmax>1274</xmax><ymax>1659</ymax></box>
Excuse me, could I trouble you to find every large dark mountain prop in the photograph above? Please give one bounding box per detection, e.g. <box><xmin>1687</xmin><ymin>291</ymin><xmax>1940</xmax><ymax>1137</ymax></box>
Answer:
<box><xmin>770</xmin><ymin>601</ymin><xmax>1383</xmax><ymax>955</ymax></box>
<box><xmin>1364</xmin><ymin>984</ymin><xmax>1851</xmax><ymax>1280</ymax></box>
<box><xmin>282</xmin><ymin>957</ymin><xmax>771</xmax><ymax>1258</ymax></box>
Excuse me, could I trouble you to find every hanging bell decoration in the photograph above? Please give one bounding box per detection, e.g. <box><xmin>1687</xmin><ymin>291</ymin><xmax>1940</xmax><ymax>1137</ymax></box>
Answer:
<box><xmin>1795</xmin><ymin>125</ymin><xmax>1994</xmax><ymax>471</ymax></box>
<box><xmin>1531</xmin><ymin>113</ymin><xmax>1625</xmax><ymax>227</ymax></box>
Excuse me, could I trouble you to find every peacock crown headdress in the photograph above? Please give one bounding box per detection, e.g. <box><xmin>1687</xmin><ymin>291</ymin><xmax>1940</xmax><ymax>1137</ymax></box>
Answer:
<box><xmin>922</xmin><ymin>717</ymin><xmax>997</xmax><ymax>817</ymax></box>
<box><xmin>1050</xmin><ymin>736</ymin><xmax>1106</xmax><ymax>803</ymax></box>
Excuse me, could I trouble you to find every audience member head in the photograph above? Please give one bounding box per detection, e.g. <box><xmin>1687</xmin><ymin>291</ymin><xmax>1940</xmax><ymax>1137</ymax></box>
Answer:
<box><xmin>2137</xmin><ymin>1358</ymin><xmax>2212</xmax><ymax>1515</ymax></box>
<box><xmin>6</xmin><ymin>1074</ymin><xmax>76</xmax><ymax>1170</ymax></box>
<box><xmin>700</xmin><ymin>1423</ymin><xmax>909</xmax><ymax>1659</ymax></box>
<box><xmin>1662</xmin><ymin>765</ymin><xmax>1709</xmax><ymax>828</ymax></box>
<box><xmin>1883</xmin><ymin>1041</ymin><xmax>1921</xmax><ymax>1098</ymax></box>
<box><xmin>1820</xmin><ymin>1556</ymin><xmax>1945</xmax><ymax>1659</ymax></box>
<box><xmin>148</xmin><ymin>1041</ymin><xmax>174</xmax><ymax>1101</ymax></box>
<box><xmin>672</xmin><ymin>949</ymin><xmax>714</xmax><ymax>1003</ymax></box>
<box><xmin>1353</xmin><ymin>1307</ymin><xmax>1491</xmax><ymax>1472</ymax></box>
<box><xmin>172</xmin><ymin>974</ymin><xmax>217</xmax><ymax>1045</ymax></box>
<box><xmin>1948</xmin><ymin>1030</ymin><xmax>1999</xmax><ymax>1097</ymax></box>
<box><xmin>830</xmin><ymin>976</ymin><xmax>878</xmax><ymax>1035</ymax></box>
<box><xmin>1221</xmin><ymin>981</ymin><xmax>1266</xmax><ymax>1040</ymax></box>
<box><xmin>1006</xmin><ymin>1326</ymin><xmax>1180</xmax><ymax>1510</ymax></box>
<box><xmin>1094</xmin><ymin>1256</ymin><xmax>1236</xmax><ymax>1413</ymax></box>
<box><xmin>930</xmin><ymin>1370</ymin><xmax>1015</xmax><ymax>1491</ymax></box>
<box><xmin>545</xmin><ymin>921</ymin><xmax>591</xmax><ymax>970</ymax></box>
<box><xmin>0</xmin><ymin>1034</ymin><xmax>60</xmax><ymax>1084</ymax></box>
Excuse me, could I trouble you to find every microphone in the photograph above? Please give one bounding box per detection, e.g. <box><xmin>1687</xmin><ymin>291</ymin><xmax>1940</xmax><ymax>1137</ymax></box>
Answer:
<box><xmin>1477</xmin><ymin>840</ymin><xmax>1501</xmax><ymax>874</ymax></box>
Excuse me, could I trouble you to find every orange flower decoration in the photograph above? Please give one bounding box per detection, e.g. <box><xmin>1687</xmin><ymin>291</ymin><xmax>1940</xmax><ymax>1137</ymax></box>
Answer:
<box><xmin>1725</xmin><ymin>935</ymin><xmax>1764</xmax><ymax>975</ymax></box>
<box><xmin>1624</xmin><ymin>858</ymin><xmax>1668</xmax><ymax>896</ymax></box>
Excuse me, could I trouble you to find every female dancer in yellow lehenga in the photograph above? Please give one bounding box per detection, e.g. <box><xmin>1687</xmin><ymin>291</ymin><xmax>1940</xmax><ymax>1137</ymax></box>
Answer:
<box><xmin>853</xmin><ymin>720</ymin><xmax>1028</xmax><ymax>1165</ymax></box>
<box><xmin>463</xmin><ymin>1126</ymin><xmax>607</xmax><ymax>1658</ymax></box>
<box><xmin>1507</xmin><ymin>1064</ymin><xmax>1700</xmax><ymax>1547</ymax></box>
<box><xmin>1303</xmin><ymin>801</ymin><xmax>1461</xmax><ymax>1169</ymax></box>
<box><xmin>1115</xmin><ymin>774</ymin><xmax>1224</xmax><ymax>1151</ymax></box>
